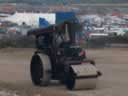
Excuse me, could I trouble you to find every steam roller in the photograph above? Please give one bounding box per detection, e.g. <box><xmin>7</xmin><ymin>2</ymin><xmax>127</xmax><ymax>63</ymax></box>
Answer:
<box><xmin>28</xmin><ymin>19</ymin><xmax>102</xmax><ymax>90</ymax></box>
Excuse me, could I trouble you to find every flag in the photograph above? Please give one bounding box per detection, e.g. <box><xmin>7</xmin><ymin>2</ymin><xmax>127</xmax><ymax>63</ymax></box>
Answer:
<box><xmin>39</xmin><ymin>18</ymin><xmax>49</xmax><ymax>28</ymax></box>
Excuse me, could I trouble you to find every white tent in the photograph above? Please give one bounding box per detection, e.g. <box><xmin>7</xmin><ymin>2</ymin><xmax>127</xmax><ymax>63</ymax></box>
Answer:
<box><xmin>4</xmin><ymin>12</ymin><xmax>56</xmax><ymax>27</ymax></box>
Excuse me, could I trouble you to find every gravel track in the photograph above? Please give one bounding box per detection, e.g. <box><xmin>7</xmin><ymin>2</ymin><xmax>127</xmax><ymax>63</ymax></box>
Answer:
<box><xmin>0</xmin><ymin>48</ymin><xmax>128</xmax><ymax>96</ymax></box>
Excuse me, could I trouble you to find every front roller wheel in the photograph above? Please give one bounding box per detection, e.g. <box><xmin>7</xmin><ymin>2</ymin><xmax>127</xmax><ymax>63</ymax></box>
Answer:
<box><xmin>30</xmin><ymin>53</ymin><xmax>51</xmax><ymax>86</ymax></box>
<box><xmin>65</xmin><ymin>67</ymin><xmax>76</xmax><ymax>90</ymax></box>
<box><xmin>65</xmin><ymin>64</ymin><xmax>99</xmax><ymax>90</ymax></box>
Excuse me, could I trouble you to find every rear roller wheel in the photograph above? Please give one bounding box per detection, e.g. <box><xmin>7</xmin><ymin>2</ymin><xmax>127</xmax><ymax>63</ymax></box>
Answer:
<box><xmin>30</xmin><ymin>53</ymin><xmax>51</xmax><ymax>86</ymax></box>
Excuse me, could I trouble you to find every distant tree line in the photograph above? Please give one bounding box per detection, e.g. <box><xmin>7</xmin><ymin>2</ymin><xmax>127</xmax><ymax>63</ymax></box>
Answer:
<box><xmin>0</xmin><ymin>0</ymin><xmax>128</xmax><ymax>5</ymax></box>
<box><xmin>0</xmin><ymin>35</ymin><xmax>35</xmax><ymax>48</ymax></box>
<box><xmin>86</xmin><ymin>33</ymin><xmax>128</xmax><ymax>48</ymax></box>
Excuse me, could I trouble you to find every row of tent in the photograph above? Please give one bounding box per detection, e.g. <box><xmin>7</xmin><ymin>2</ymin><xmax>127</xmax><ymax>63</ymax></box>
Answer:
<box><xmin>3</xmin><ymin>12</ymin><xmax>77</xmax><ymax>28</ymax></box>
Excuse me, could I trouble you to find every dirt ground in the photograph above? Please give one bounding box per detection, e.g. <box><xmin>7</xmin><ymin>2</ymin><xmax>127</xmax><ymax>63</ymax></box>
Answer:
<box><xmin>0</xmin><ymin>48</ymin><xmax>128</xmax><ymax>96</ymax></box>
<box><xmin>70</xmin><ymin>48</ymin><xmax>128</xmax><ymax>96</ymax></box>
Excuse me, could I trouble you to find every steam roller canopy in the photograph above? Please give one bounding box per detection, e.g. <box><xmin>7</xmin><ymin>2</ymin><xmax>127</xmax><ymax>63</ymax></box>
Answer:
<box><xmin>66</xmin><ymin>64</ymin><xmax>98</xmax><ymax>90</ymax></box>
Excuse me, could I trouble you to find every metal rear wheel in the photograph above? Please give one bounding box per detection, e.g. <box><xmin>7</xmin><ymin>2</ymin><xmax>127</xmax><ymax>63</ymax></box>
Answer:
<box><xmin>30</xmin><ymin>53</ymin><xmax>51</xmax><ymax>86</ymax></box>
<box><xmin>30</xmin><ymin>54</ymin><xmax>43</xmax><ymax>86</ymax></box>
